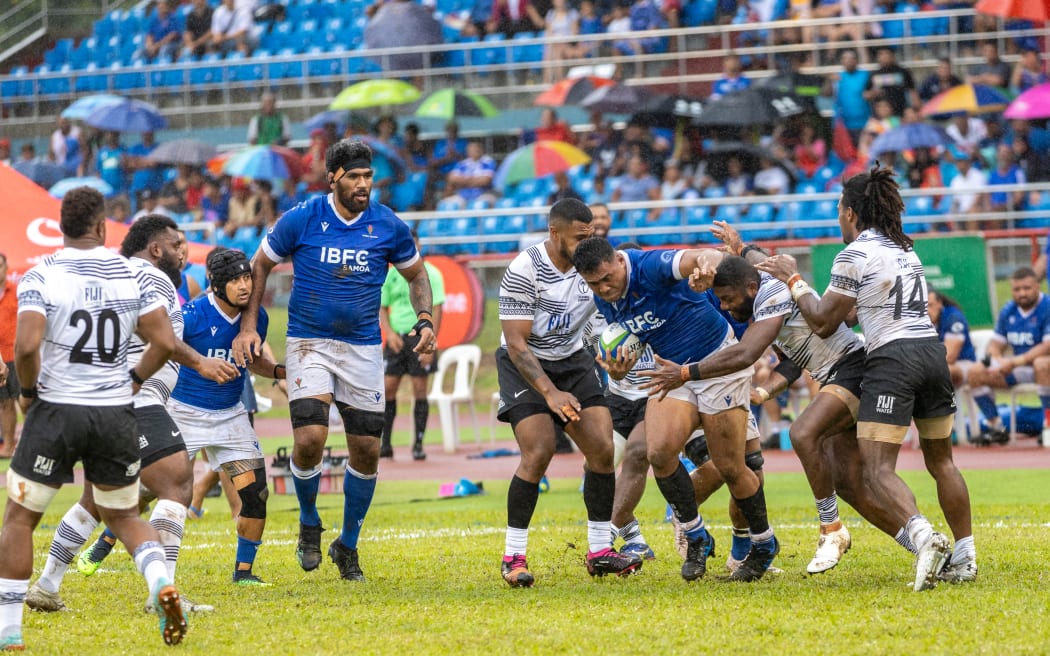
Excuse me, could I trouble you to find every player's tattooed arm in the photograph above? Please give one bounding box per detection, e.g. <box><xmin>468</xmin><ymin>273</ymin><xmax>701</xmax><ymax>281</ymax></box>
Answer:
<box><xmin>502</xmin><ymin>318</ymin><xmax>580</xmax><ymax>422</ymax></box>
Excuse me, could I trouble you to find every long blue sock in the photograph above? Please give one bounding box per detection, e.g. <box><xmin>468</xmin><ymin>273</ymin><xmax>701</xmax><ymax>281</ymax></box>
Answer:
<box><xmin>101</xmin><ymin>526</ymin><xmax>116</xmax><ymax>541</ymax></box>
<box><xmin>235</xmin><ymin>536</ymin><xmax>262</xmax><ymax>570</ymax></box>
<box><xmin>731</xmin><ymin>529</ymin><xmax>751</xmax><ymax>560</ymax></box>
<box><xmin>291</xmin><ymin>462</ymin><xmax>322</xmax><ymax>527</ymax></box>
<box><xmin>339</xmin><ymin>465</ymin><xmax>377</xmax><ymax>550</ymax></box>
<box><xmin>974</xmin><ymin>393</ymin><xmax>999</xmax><ymax>422</ymax></box>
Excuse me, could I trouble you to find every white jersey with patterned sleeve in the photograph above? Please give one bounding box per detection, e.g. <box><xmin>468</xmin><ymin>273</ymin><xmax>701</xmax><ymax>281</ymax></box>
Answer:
<box><xmin>826</xmin><ymin>229</ymin><xmax>936</xmax><ymax>352</ymax></box>
<box><xmin>16</xmin><ymin>246</ymin><xmax>165</xmax><ymax>406</ymax></box>
<box><xmin>498</xmin><ymin>243</ymin><xmax>596</xmax><ymax>361</ymax></box>
<box><xmin>754</xmin><ymin>272</ymin><xmax>863</xmax><ymax>383</ymax></box>
<box><xmin>126</xmin><ymin>257</ymin><xmax>183</xmax><ymax>408</ymax></box>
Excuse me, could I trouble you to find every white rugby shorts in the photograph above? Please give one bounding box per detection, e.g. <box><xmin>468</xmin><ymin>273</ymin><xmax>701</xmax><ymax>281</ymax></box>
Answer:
<box><xmin>285</xmin><ymin>337</ymin><xmax>385</xmax><ymax>412</ymax></box>
<box><xmin>665</xmin><ymin>331</ymin><xmax>754</xmax><ymax>415</ymax></box>
<box><xmin>167</xmin><ymin>399</ymin><xmax>261</xmax><ymax>469</ymax></box>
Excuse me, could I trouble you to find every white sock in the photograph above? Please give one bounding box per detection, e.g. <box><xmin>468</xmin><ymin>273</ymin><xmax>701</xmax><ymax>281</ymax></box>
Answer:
<box><xmin>149</xmin><ymin>499</ymin><xmax>187</xmax><ymax>583</ymax></box>
<box><xmin>587</xmin><ymin>520</ymin><xmax>612</xmax><ymax>553</ymax></box>
<box><xmin>906</xmin><ymin>515</ymin><xmax>934</xmax><ymax>551</ymax></box>
<box><xmin>0</xmin><ymin>578</ymin><xmax>29</xmax><ymax>640</ymax></box>
<box><xmin>504</xmin><ymin>527</ymin><xmax>528</xmax><ymax>558</ymax></box>
<box><xmin>132</xmin><ymin>541</ymin><xmax>169</xmax><ymax>597</ymax></box>
<box><xmin>953</xmin><ymin>535</ymin><xmax>976</xmax><ymax>563</ymax></box>
<box><xmin>38</xmin><ymin>503</ymin><xmax>98</xmax><ymax>594</ymax></box>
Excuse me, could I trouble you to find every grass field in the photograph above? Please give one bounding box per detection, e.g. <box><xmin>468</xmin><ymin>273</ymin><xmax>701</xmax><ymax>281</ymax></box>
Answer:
<box><xmin>5</xmin><ymin>468</ymin><xmax>1050</xmax><ymax>655</ymax></box>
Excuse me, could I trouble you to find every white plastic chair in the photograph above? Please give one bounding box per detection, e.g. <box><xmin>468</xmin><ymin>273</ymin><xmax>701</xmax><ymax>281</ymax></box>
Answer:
<box><xmin>428</xmin><ymin>344</ymin><xmax>484</xmax><ymax>453</ymax></box>
<box><xmin>967</xmin><ymin>329</ymin><xmax>1034</xmax><ymax>441</ymax></box>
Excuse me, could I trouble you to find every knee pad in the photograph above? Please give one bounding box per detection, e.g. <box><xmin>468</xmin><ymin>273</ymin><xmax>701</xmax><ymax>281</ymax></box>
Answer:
<box><xmin>335</xmin><ymin>402</ymin><xmax>385</xmax><ymax>438</ymax></box>
<box><xmin>290</xmin><ymin>398</ymin><xmax>330</xmax><ymax>429</ymax></box>
<box><xmin>683</xmin><ymin>434</ymin><xmax>710</xmax><ymax>467</ymax></box>
<box><xmin>236</xmin><ymin>468</ymin><xmax>269</xmax><ymax>519</ymax></box>
<box><xmin>5</xmin><ymin>470</ymin><xmax>60</xmax><ymax>513</ymax></box>
<box><xmin>745</xmin><ymin>450</ymin><xmax>765</xmax><ymax>472</ymax></box>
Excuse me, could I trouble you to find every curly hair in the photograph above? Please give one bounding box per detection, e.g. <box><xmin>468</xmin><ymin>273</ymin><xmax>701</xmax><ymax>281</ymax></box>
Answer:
<box><xmin>325</xmin><ymin>139</ymin><xmax>373</xmax><ymax>175</ymax></box>
<box><xmin>60</xmin><ymin>187</ymin><xmax>105</xmax><ymax>239</ymax></box>
<box><xmin>841</xmin><ymin>164</ymin><xmax>912</xmax><ymax>251</ymax></box>
<box><xmin>120</xmin><ymin>214</ymin><xmax>179</xmax><ymax>257</ymax></box>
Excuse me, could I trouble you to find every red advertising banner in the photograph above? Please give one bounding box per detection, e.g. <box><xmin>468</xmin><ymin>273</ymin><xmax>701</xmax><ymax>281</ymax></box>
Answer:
<box><xmin>426</xmin><ymin>255</ymin><xmax>484</xmax><ymax>349</ymax></box>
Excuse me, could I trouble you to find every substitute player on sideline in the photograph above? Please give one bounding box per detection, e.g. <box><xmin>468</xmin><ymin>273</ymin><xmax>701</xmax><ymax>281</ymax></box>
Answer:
<box><xmin>169</xmin><ymin>248</ymin><xmax>284</xmax><ymax>586</ymax></box>
<box><xmin>497</xmin><ymin>198</ymin><xmax>641</xmax><ymax>587</ymax></box>
<box><xmin>232</xmin><ymin>140</ymin><xmax>436</xmax><ymax>582</ymax></box>
<box><xmin>756</xmin><ymin>165</ymin><xmax>975</xmax><ymax>589</ymax></box>
<box><xmin>26</xmin><ymin>215</ymin><xmax>236</xmax><ymax>613</ymax></box>
<box><xmin>0</xmin><ymin>188</ymin><xmax>186</xmax><ymax>650</ymax></box>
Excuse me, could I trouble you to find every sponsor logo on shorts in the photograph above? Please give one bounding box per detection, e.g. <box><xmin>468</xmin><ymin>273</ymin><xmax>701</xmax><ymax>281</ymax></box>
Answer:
<box><xmin>33</xmin><ymin>455</ymin><xmax>55</xmax><ymax>478</ymax></box>
<box><xmin>514</xmin><ymin>389</ymin><xmax>528</xmax><ymax>398</ymax></box>
<box><xmin>139</xmin><ymin>434</ymin><xmax>149</xmax><ymax>449</ymax></box>
<box><xmin>126</xmin><ymin>460</ymin><xmax>141</xmax><ymax>477</ymax></box>
<box><xmin>171</xmin><ymin>430</ymin><xmax>180</xmax><ymax>438</ymax></box>
<box><xmin>724</xmin><ymin>395</ymin><xmax>732</xmax><ymax>407</ymax></box>
<box><xmin>876</xmin><ymin>394</ymin><xmax>895</xmax><ymax>414</ymax></box>
<box><xmin>373</xmin><ymin>391</ymin><xmax>381</xmax><ymax>403</ymax></box>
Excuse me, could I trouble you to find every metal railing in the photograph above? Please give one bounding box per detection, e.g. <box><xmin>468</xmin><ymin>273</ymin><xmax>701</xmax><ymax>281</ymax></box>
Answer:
<box><xmin>1</xmin><ymin>8</ymin><xmax>1043</xmax><ymax>132</ymax></box>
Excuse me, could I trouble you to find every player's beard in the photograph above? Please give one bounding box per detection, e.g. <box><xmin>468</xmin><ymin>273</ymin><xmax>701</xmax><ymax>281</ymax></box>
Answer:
<box><xmin>156</xmin><ymin>252</ymin><xmax>182</xmax><ymax>288</ymax></box>
<box><xmin>337</xmin><ymin>184</ymin><xmax>370</xmax><ymax>215</ymax></box>
<box><xmin>730</xmin><ymin>294</ymin><xmax>756</xmax><ymax>323</ymax></box>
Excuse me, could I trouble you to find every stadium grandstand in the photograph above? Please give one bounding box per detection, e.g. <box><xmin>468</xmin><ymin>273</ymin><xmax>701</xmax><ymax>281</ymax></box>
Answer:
<box><xmin>0</xmin><ymin>0</ymin><xmax>1047</xmax><ymax>270</ymax></box>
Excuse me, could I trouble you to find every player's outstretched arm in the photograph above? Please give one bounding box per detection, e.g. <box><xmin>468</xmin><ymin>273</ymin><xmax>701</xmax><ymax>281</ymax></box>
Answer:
<box><xmin>171</xmin><ymin>338</ymin><xmax>239</xmax><ymax>384</ymax></box>
<box><xmin>14</xmin><ymin>311</ymin><xmax>44</xmax><ymax>412</ymax></box>
<box><xmin>502</xmin><ymin>318</ymin><xmax>580</xmax><ymax>423</ymax></box>
<box><xmin>755</xmin><ymin>254</ymin><xmax>854</xmax><ymax>337</ymax></box>
<box><xmin>232</xmin><ymin>249</ymin><xmax>278</xmax><ymax>366</ymax></box>
<box><xmin>134</xmin><ymin>306</ymin><xmax>177</xmax><ymax>386</ymax></box>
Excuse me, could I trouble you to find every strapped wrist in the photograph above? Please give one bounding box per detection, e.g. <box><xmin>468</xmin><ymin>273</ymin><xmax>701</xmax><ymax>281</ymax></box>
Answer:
<box><xmin>129</xmin><ymin>369</ymin><xmax>145</xmax><ymax>385</ymax></box>
<box><xmin>20</xmin><ymin>386</ymin><xmax>37</xmax><ymax>398</ymax></box>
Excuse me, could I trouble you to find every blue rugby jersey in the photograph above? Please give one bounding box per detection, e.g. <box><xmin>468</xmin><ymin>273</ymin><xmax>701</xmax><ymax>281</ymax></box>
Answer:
<box><xmin>592</xmin><ymin>249</ymin><xmax>731</xmax><ymax>365</ymax></box>
<box><xmin>171</xmin><ymin>294</ymin><xmax>269</xmax><ymax>411</ymax></box>
<box><xmin>993</xmin><ymin>293</ymin><xmax>1050</xmax><ymax>358</ymax></box>
<box><xmin>262</xmin><ymin>195</ymin><xmax>418</xmax><ymax>345</ymax></box>
<box><xmin>937</xmin><ymin>304</ymin><xmax>977</xmax><ymax>362</ymax></box>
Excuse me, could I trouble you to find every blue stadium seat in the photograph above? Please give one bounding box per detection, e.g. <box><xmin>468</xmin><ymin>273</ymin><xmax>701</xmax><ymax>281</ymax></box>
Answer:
<box><xmin>113</xmin><ymin>60</ymin><xmax>147</xmax><ymax>92</ymax></box>
<box><xmin>511</xmin><ymin>32</ymin><xmax>544</xmax><ymax>71</ymax></box>
<box><xmin>75</xmin><ymin>63</ymin><xmax>108</xmax><ymax>93</ymax></box>
<box><xmin>904</xmin><ymin>194</ymin><xmax>940</xmax><ymax>233</ymax></box>
<box><xmin>93</xmin><ymin>15</ymin><xmax>116</xmax><ymax>41</ymax></box>
<box><xmin>713</xmin><ymin>203</ymin><xmax>744</xmax><ymax>223</ymax></box>
<box><xmin>190</xmin><ymin>53</ymin><xmax>225</xmax><ymax>87</ymax></box>
<box><xmin>1</xmin><ymin>66</ymin><xmax>28</xmax><ymax>101</ymax></box>
<box><xmin>37</xmin><ymin>65</ymin><xmax>72</xmax><ymax>96</ymax></box>
<box><xmin>741</xmin><ymin>203</ymin><xmax>785</xmax><ymax>241</ymax></box>
<box><xmin>1021</xmin><ymin>191</ymin><xmax>1050</xmax><ymax>229</ymax></box>
<box><xmin>470</xmin><ymin>33</ymin><xmax>507</xmax><ymax>73</ymax></box>
<box><xmin>226</xmin><ymin>53</ymin><xmax>264</xmax><ymax>85</ymax></box>
<box><xmin>638</xmin><ymin>209</ymin><xmax>682</xmax><ymax>246</ymax></box>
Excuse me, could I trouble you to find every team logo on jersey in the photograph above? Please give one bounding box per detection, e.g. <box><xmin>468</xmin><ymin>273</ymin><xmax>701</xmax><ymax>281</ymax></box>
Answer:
<box><xmin>321</xmin><ymin>222</ymin><xmax>330</xmax><ymax>232</ymax></box>
<box><xmin>32</xmin><ymin>455</ymin><xmax>55</xmax><ymax>478</ymax></box>
<box><xmin>294</xmin><ymin>377</ymin><xmax>303</xmax><ymax>390</ymax></box>
<box><xmin>876</xmin><ymin>394</ymin><xmax>895</xmax><ymax>414</ymax></box>
<box><xmin>126</xmin><ymin>460</ymin><xmax>141</xmax><ymax>477</ymax></box>
<box><xmin>210</xmin><ymin>326</ymin><xmax>218</xmax><ymax>336</ymax></box>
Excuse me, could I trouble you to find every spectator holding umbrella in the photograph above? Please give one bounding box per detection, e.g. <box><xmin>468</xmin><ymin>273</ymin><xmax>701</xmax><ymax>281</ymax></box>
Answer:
<box><xmin>95</xmin><ymin>131</ymin><xmax>127</xmax><ymax>198</ymax></box>
<box><xmin>535</xmin><ymin>108</ymin><xmax>575</xmax><ymax>144</ymax></box>
<box><xmin>1011</xmin><ymin>47</ymin><xmax>1048</xmax><ymax>94</ymax></box>
<box><xmin>711</xmin><ymin>54</ymin><xmax>751</xmax><ymax>100</ymax></box>
<box><xmin>126</xmin><ymin>132</ymin><xmax>164</xmax><ymax>204</ymax></box>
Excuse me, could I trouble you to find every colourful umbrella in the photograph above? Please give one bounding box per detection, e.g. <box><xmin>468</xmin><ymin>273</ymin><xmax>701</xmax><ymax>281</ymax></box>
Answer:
<box><xmin>414</xmin><ymin>89</ymin><xmax>499</xmax><ymax>120</ymax></box>
<box><xmin>534</xmin><ymin>76</ymin><xmax>616</xmax><ymax>107</ymax></box>
<box><xmin>976</xmin><ymin>0</ymin><xmax>1049</xmax><ymax>21</ymax></box>
<box><xmin>920</xmin><ymin>84</ymin><xmax>1010</xmax><ymax>117</ymax></box>
<box><xmin>329</xmin><ymin>79</ymin><xmax>420</xmax><ymax>110</ymax></box>
<box><xmin>1004</xmin><ymin>82</ymin><xmax>1050</xmax><ymax>120</ymax></box>
<box><xmin>61</xmin><ymin>94</ymin><xmax>124</xmax><ymax>120</ymax></box>
<box><xmin>869</xmin><ymin>123</ymin><xmax>949</xmax><ymax>157</ymax></box>
<box><xmin>49</xmin><ymin>176</ymin><xmax>115</xmax><ymax>199</ymax></box>
<box><xmin>209</xmin><ymin>145</ymin><xmax>305</xmax><ymax>180</ymax></box>
<box><xmin>493</xmin><ymin>140</ymin><xmax>591</xmax><ymax>188</ymax></box>
<box><xmin>84</xmin><ymin>98</ymin><xmax>168</xmax><ymax>133</ymax></box>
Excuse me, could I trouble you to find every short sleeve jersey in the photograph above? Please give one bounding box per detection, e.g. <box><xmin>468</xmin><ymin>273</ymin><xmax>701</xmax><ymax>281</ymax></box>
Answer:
<box><xmin>17</xmin><ymin>247</ymin><xmax>164</xmax><ymax>406</ymax></box>
<box><xmin>591</xmin><ymin>249</ymin><xmax>730</xmax><ymax>365</ymax></box>
<box><xmin>993</xmin><ymin>293</ymin><xmax>1050</xmax><ymax>357</ymax></box>
<box><xmin>381</xmin><ymin>261</ymin><xmax>446</xmax><ymax>334</ymax></box>
<box><xmin>827</xmin><ymin>230</ymin><xmax>936</xmax><ymax>352</ymax></box>
<box><xmin>262</xmin><ymin>195</ymin><xmax>419</xmax><ymax>345</ymax></box>
<box><xmin>498</xmin><ymin>243</ymin><xmax>596</xmax><ymax>361</ymax></box>
<box><xmin>171</xmin><ymin>294</ymin><xmax>268</xmax><ymax>411</ymax></box>
<box><xmin>127</xmin><ymin>257</ymin><xmax>184</xmax><ymax>408</ymax></box>
<box><xmin>937</xmin><ymin>304</ymin><xmax>976</xmax><ymax>362</ymax></box>
<box><xmin>753</xmin><ymin>272</ymin><xmax>863</xmax><ymax>384</ymax></box>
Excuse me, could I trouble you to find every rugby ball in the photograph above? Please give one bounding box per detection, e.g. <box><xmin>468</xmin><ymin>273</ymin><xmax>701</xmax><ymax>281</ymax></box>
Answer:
<box><xmin>598</xmin><ymin>323</ymin><xmax>643</xmax><ymax>360</ymax></box>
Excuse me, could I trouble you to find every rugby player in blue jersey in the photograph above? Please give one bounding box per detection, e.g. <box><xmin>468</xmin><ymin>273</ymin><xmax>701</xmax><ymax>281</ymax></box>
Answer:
<box><xmin>231</xmin><ymin>140</ymin><xmax>436</xmax><ymax>581</ymax></box>
<box><xmin>572</xmin><ymin>238</ymin><xmax>779</xmax><ymax>582</ymax></box>
<box><xmin>169</xmin><ymin>248</ymin><xmax>284</xmax><ymax>586</ymax></box>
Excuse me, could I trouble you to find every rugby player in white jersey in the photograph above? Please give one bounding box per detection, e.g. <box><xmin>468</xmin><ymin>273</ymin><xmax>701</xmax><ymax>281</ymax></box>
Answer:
<box><xmin>0</xmin><ymin>188</ymin><xmax>186</xmax><ymax>649</ymax></box>
<box><xmin>756</xmin><ymin>166</ymin><xmax>975</xmax><ymax>590</ymax></box>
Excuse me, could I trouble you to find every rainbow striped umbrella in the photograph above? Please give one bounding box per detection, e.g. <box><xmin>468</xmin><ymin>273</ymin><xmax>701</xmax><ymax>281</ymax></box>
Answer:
<box><xmin>494</xmin><ymin>140</ymin><xmax>591</xmax><ymax>188</ymax></box>
<box><xmin>921</xmin><ymin>84</ymin><xmax>1010</xmax><ymax>117</ymax></box>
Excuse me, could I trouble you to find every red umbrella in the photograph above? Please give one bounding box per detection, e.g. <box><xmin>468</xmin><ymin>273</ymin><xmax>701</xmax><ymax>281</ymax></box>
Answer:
<box><xmin>207</xmin><ymin>145</ymin><xmax>305</xmax><ymax>180</ymax></box>
<box><xmin>975</xmin><ymin>0</ymin><xmax>1049</xmax><ymax>21</ymax></box>
<box><xmin>534</xmin><ymin>76</ymin><xmax>616</xmax><ymax>107</ymax></box>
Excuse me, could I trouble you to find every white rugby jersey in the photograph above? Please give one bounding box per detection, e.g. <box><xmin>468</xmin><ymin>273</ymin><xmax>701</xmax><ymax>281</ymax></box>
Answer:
<box><xmin>589</xmin><ymin>310</ymin><xmax>655</xmax><ymax>401</ymax></box>
<box><xmin>499</xmin><ymin>243</ymin><xmax>596</xmax><ymax>361</ymax></box>
<box><xmin>754</xmin><ymin>272</ymin><xmax>863</xmax><ymax>384</ymax></box>
<box><xmin>17</xmin><ymin>247</ymin><xmax>164</xmax><ymax>406</ymax></box>
<box><xmin>826</xmin><ymin>229</ymin><xmax>936</xmax><ymax>352</ymax></box>
<box><xmin>127</xmin><ymin>257</ymin><xmax>183</xmax><ymax>408</ymax></box>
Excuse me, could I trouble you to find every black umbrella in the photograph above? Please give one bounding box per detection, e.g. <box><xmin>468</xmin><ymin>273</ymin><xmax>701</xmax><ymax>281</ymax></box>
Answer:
<box><xmin>364</xmin><ymin>0</ymin><xmax>443</xmax><ymax>72</ymax></box>
<box><xmin>580</xmin><ymin>83</ymin><xmax>653</xmax><ymax>114</ymax></box>
<box><xmin>702</xmin><ymin>141</ymin><xmax>796</xmax><ymax>186</ymax></box>
<box><xmin>630</xmin><ymin>93</ymin><xmax>704</xmax><ymax>127</ymax></box>
<box><xmin>695</xmin><ymin>88</ymin><xmax>808</xmax><ymax>127</ymax></box>
<box><xmin>759</xmin><ymin>71</ymin><xmax>826</xmax><ymax>98</ymax></box>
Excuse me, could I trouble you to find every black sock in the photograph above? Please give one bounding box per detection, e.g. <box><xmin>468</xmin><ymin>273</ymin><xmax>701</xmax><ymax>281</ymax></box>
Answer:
<box><xmin>412</xmin><ymin>399</ymin><xmax>429</xmax><ymax>446</ymax></box>
<box><xmin>582</xmin><ymin>469</ymin><xmax>615</xmax><ymax>521</ymax></box>
<box><xmin>655</xmin><ymin>462</ymin><xmax>699</xmax><ymax>524</ymax></box>
<box><xmin>732</xmin><ymin>485</ymin><xmax>771</xmax><ymax>536</ymax></box>
<box><xmin>507</xmin><ymin>475</ymin><xmax>541</xmax><ymax>529</ymax></box>
<box><xmin>381</xmin><ymin>400</ymin><xmax>396</xmax><ymax>447</ymax></box>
